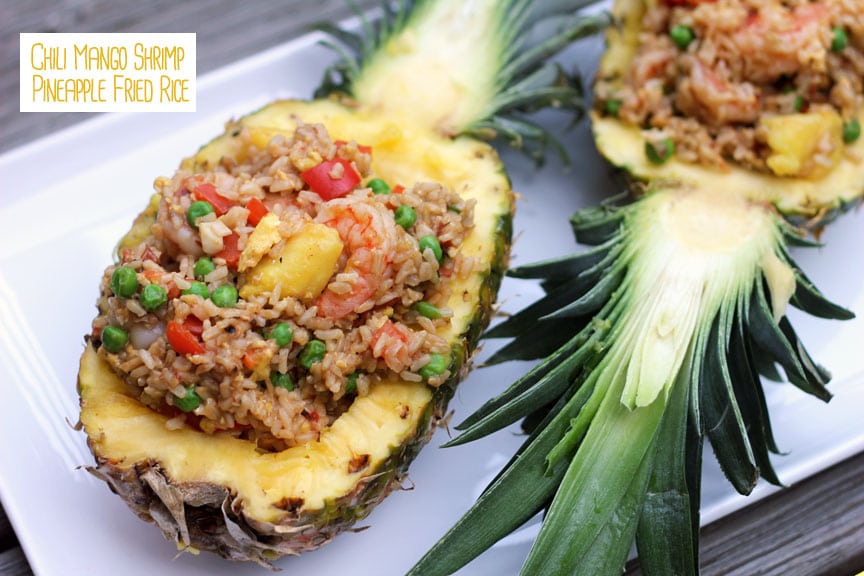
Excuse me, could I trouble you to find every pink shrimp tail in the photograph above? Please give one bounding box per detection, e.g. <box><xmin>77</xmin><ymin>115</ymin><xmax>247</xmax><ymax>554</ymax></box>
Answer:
<box><xmin>317</xmin><ymin>275</ymin><xmax>376</xmax><ymax>319</ymax></box>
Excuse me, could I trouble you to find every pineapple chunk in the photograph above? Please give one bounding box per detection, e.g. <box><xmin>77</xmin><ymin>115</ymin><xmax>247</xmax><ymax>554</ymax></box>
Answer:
<box><xmin>239</xmin><ymin>222</ymin><xmax>343</xmax><ymax>301</ymax></box>
<box><xmin>238</xmin><ymin>213</ymin><xmax>282</xmax><ymax>272</ymax></box>
<box><xmin>762</xmin><ymin>110</ymin><xmax>843</xmax><ymax>178</ymax></box>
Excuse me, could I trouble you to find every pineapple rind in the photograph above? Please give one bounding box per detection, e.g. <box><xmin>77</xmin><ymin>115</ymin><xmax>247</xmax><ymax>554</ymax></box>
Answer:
<box><xmin>591</xmin><ymin>110</ymin><xmax>864</xmax><ymax>221</ymax></box>
<box><xmin>80</xmin><ymin>344</ymin><xmax>440</xmax><ymax>562</ymax></box>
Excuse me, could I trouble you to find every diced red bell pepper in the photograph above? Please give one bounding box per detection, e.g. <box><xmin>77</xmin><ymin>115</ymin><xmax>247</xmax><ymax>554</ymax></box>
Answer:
<box><xmin>392</xmin><ymin>185</ymin><xmax>405</xmax><ymax>195</ymax></box>
<box><xmin>166</xmin><ymin>320</ymin><xmax>205</xmax><ymax>355</ymax></box>
<box><xmin>301</xmin><ymin>159</ymin><xmax>361</xmax><ymax>201</ymax></box>
<box><xmin>245</xmin><ymin>197</ymin><xmax>269</xmax><ymax>227</ymax></box>
<box><xmin>182</xmin><ymin>315</ymin><xmax>204</xmax><ymax>338</ymax></box>
<box><xmin>215</xmin><ymin>233</ymin><xmax>241</xmax><ymax>269</ymax></box>
<box><xmin>194</xmin><ymin>183</ymin><xmax>235</xmax><ymax>216</ymax></box>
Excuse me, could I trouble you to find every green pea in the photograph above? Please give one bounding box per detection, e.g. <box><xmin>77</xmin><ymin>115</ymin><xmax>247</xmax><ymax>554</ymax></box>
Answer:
<box><xmin>419</xmin><ymin>353</ymin><xmax>448</xmax><ymax>380</ymax></box>
<box><xmin>193</xmin><ymin>257</ymin><xmax>216</xmax><ymax>279</ymax></box>
<box><xmin>109</xmin><ymin>266</ymin><xmax>138</xmax><ymax>298</ymax></box>
<box><xmin>419</xmin><ymin>235</ymin><xmax>443</xmax><ymax>263</ymax></box>
<box><xmin>792</xmin><ymin>94</ymin><xmax>805</xmax><ymax>113</ymax></box>
<box><xmin>843</xmin><ymin>118</ymin><xmax>861</xmax><ymax>144</ymax></box>
<box><xmin>367</xmin><ymin>178</ymin><xmax>391</xmax><ymax>195</ymax></box>
<box><xmin>173</xmin><ymin>386</ymin><xmax>201</xmax><ymax>412</ymax></box>
<box><xmin>186</xmin><ymin>200</ymin><xmax>214</xmax><ymax>227</ymax></box>
<box><xmin>101</xmin><ymin>325</ymin><xmax>128</xmax><ymax>353</ymax></box>
<box><xmin>412</xmin><ymin>301</ymin><xmax>443</xmax><ymax>319</ymax></box>
<box><xmin>670</xmin><ymin>25</ymin><xmax>694</xmax><ymax>50</ymax></box>
<box><xmin>211</xmin><ymin>285</ymin><xmax>238</xmax><ymax>308</ymax></box>
<box><xmin>346</xmin><ymin>372</ymin><xmax>359</xmax><ymax>395</ymax></box>
<box><xmin>267</xmin><ymin>322</ymin><xmax>294</xmax><ymax>347</ymax></box>
<box><xmin>831</xmin><ymin>27</ymin><xmax>848</xmax><ymax>52</ymax></box>
<box><xmin>271</xmin><ymin>371</ymin><xmax>294</xmax><ymax>391</ymax></box>
<box><xmin>605</xmin><ymin>99</ymin><xmax>622</xmax><ymax>118</ymax></box>
<box><xmin>394</xmin><ymin>205</ymin><xmax>417</xmax><ymax>229</ymax></box>
<box><xmin>645</xmin><ymin>138</ymin><xmax>675</xmax><ymax>165</ymax></box>
<box><xmin>299</xmin><ymin>339</ymin><xmax>326</xmax><ymax>368</ymax></box>
<box><xmin>182</xmin><ymin>281</ymin><xmax>210</xmax><ymax>299</ymax></box>
<box><xmin>140</xmin><ymin>284</ymin><xmax>168</xmax><ymax>311</ymax></box>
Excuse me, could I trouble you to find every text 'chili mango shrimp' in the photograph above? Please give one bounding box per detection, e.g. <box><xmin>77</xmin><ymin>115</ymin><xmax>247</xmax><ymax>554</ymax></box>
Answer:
<box><xmin>315</xmin><ymin>192</ymin><xmax>402</xmax><ymax>319</ymax></box>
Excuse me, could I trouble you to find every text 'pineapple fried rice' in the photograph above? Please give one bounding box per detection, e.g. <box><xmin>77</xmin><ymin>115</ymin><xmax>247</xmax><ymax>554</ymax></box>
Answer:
<box><xmin>89</xmin><ymin>122</ymin><xmax>476</xmax><ymax>452</ymax></box>
<box><xmin>595</xmin><ymin>0</ymin><xmax>863</xmax><ymax>175</ymax></box>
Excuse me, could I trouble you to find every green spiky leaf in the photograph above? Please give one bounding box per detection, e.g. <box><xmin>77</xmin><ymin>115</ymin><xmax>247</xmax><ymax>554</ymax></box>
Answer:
<box><xmin>406</xmin><ymin>385</ymin><xmax>588</xmax><ymax>576</ymax></box>
<box><xmin>413</xmin><ymin>186</ymin><xmax>849</xmax><ymax>576</ymax></box>
<box><xmin>699</xmin><ymin>314</ymin><xmax>759</xmax><ymax>494</ymax></box>
<box><xmin>635</xmin><ymin>356</ymin><xmax>695</xmax><ymax>576</ymax></box>
<box><xmin>314</xmin><ymin>0</ymin><xmax>610</xmax><ymax>160</ymax></box>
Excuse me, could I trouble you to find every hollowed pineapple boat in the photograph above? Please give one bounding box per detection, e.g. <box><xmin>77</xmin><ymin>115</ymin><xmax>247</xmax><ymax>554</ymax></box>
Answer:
<box><xmin>411</xmin><ymin>0</ymin><xmax>864</xmax><ymax>575</ymax></box>
<box><xmin>76</xmin><ymin>0</ymin><xmax>606</xmax><ymax>565</ymax></box>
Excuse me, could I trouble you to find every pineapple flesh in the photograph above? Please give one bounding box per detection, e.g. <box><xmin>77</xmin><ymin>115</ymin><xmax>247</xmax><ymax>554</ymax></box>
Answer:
<box><xmin>411</xmin><ymin>0</ymin><xmax>863</xmax><ymax>575</ymax></box>
<box><xmin>76</xmin><ymin>0</ymin><xmax>606</xmax><ymax>565</ymax></box>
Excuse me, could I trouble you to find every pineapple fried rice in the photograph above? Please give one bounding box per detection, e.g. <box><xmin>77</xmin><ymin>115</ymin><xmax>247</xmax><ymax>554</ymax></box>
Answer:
<box><xmin>89</xmin><ymin>122</ymin><xmax>476</xmax><ymax>452</ymax></box>
<box><xmin>595</xmin><ymin>0</ymin><xmax>864</xmax><ymax>175</ymax></box>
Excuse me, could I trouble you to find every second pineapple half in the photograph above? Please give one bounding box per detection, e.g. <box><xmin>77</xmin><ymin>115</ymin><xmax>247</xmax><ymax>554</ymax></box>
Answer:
<box><xmin>411</xmin><ymin>0</ymin><xmax>863</xmax><ymax>574</ymax></box>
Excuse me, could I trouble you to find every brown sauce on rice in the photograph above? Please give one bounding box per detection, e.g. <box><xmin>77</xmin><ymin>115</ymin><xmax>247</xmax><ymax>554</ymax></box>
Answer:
<box><xmin>90</xmin><ymin>122</ymin><xmax>476</xmax><ymax>451</ymax></box>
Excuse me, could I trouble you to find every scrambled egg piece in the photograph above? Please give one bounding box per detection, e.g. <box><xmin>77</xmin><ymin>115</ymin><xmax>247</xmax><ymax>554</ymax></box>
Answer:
<box><xmin>238</xmin><ymin>214</ymin><xmax>282</xmax><ymax>272</ymax></box>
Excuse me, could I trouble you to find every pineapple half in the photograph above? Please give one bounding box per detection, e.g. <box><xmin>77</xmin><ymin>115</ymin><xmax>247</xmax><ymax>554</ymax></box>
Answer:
<box><xmin>76</xmin><ymin>0</ymin><xmax>607</xmax><ymax>565</ymax></box>
<box><xmin>592</xmin><ymin>0</ymin><xmax>864</xmax><ymax>220</ymax></box>
<box><xmin>410</xmin><ymin>0</ymin><xmax>863</xmax><ymax>575</ymax></box>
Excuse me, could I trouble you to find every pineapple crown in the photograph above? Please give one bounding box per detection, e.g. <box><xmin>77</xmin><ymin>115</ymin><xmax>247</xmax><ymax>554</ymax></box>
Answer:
<box><xmin>313</xmin><ymin>0</ymin><xmax>610</xmax><ymax>164</ymax></box>
<box><xmin>409</xmin><ymin>188</ymin><xmax>853</xmax><ymax>575</ymax></box>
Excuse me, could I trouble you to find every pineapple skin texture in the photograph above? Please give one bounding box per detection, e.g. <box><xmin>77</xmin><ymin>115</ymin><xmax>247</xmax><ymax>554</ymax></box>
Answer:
<box><xmin>77</xmin><ymin>97</ymin><xmax>513</xmax><ymax>564</ymax></box>
<box><xmin>79</xmin><ymin>344</ymin><xmax>439</xmax><ymax>560</ymax></box>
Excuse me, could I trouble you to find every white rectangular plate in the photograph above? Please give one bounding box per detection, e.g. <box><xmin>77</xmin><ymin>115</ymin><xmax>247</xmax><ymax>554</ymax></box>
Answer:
<box><xmin>1</xmin><ymin>17</ymin><xmax>862</xmax><ymax>576</ymax></box>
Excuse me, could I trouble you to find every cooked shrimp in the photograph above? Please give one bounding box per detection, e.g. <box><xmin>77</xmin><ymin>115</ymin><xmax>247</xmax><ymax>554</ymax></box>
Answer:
<box><xmin>371</xmin><ymin>319</ymin><xmax>417</xmax><ymax>374</ymax></box>
<box><xmin>314</xmin><ymin>194</ymin><xmax>400</xmax><ymax>319</ymax></box>
<box><xmin>627</xmin><ymin>43</ymin><xmax>676</xmax><ymax>87</ymax></box>
<box><xmin>677</xmin><ymin>58</ymin><xmax>760</xmax><ymax>125</ymax></box>
<box><xmin>730</xmin><ymin>2</ymin><xmax>829</xmax><ymax>83</ymax></box>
